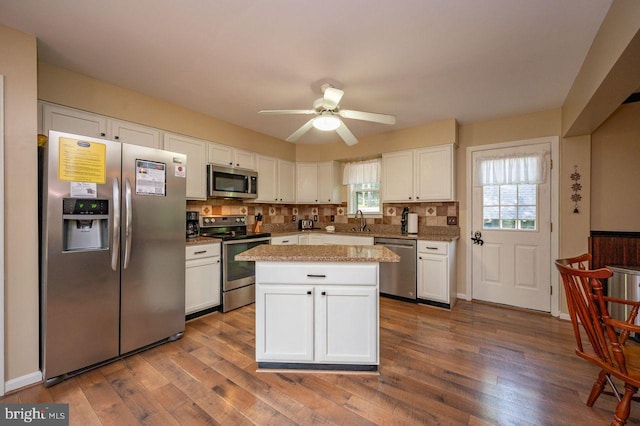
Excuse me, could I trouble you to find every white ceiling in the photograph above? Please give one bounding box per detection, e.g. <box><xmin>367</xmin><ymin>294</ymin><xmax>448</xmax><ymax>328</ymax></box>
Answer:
<box><xmin>0</xmin><ymin>0</ymin><xmax>614</xmax><ymax>145</ymax></box>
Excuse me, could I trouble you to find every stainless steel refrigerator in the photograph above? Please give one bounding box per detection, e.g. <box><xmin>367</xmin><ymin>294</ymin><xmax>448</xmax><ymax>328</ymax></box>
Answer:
<box><xmin>40</xmin><ymin>130</ymin><xmax>186</xmax><ymax>386</ymax></box>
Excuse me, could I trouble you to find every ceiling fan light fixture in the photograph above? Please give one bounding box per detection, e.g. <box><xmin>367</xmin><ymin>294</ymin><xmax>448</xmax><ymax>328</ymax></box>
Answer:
<box><xmin>312</xmin><ymin>114</ymin><xmax>341</xmax><ymax>131</ymax></box>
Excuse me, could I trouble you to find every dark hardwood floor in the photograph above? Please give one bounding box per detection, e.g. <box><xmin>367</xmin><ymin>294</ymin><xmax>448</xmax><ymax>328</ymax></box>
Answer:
<box><xmin>2</xmin><ymin>297</ymin><xmax>638</xmax><ymax>425</ymax></box>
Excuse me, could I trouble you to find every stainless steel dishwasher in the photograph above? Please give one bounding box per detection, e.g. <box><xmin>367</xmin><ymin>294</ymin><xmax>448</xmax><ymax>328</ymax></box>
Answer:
<box><xmin>374</xmin><ymin>237</ymin><xmax>417</xmax><ymax>300</ymax></box>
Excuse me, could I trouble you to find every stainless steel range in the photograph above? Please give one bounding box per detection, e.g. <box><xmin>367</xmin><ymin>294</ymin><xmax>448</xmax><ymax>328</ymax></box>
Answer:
<box><xmin>199</xmin><ymin>215</ymin><xmax>270</xmax><ymax>312</ymax></box>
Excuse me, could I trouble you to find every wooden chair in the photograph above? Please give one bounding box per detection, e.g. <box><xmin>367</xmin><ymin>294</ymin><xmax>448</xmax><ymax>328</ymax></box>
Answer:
<box><xmin>555</xmin><ymin>253</ymin><xmax>640</xmax><ymax>425</ymax></box>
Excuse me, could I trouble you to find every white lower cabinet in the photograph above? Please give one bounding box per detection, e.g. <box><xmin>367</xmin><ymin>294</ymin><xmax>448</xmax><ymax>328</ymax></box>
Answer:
<box><xmin>270</xmin><ymin>235</ymin><xmax>298</xmax><ymax>245</ymax></box>
<box><xmin>417</xmin><ymin>240</ymin><xmax>456</xmax><ymax>308</ymax></box>
<box><xmin>255</xmin><ymin>262</ymin><xmax>379</xmax><ymax>367</ymax></box>
<box><xmin>185</xmin><ymin>243</ymin><xmax>221</xmax><ymax>315</ymax></box>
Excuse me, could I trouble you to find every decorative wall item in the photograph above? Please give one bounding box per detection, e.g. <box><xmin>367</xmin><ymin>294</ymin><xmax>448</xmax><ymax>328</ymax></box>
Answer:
<box><xmin>570</xmin><ymin>165</ymin><xmax>582</xmax><ymax>213</ymax></box>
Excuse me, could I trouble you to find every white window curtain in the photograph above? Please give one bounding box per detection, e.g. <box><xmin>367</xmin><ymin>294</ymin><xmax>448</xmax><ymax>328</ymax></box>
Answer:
<box><xmin>342</xmin><ymin>159</ymin><xmax>381</xmax><ymax>185</ymax></box>
<box><xmin>474</xmin><ymin>151</ymin><xmax>548</xmax><ymax>186</ymax></box>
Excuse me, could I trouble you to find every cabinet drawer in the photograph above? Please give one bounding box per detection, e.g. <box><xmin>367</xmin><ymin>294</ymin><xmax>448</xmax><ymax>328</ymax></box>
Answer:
<box><xmin>258</xmin><ymin>263</ymin><xmax>378</xmax><ymax>286</ymax></box>
<box><xmin>186</xmin><ymin>243</ymin><xmax>221</xmax><ymax>260</ymax></box>
<box><xmin>417</xmin><ymin>241</ymin><xmax>448</xmax><ymax>255</ymax></box>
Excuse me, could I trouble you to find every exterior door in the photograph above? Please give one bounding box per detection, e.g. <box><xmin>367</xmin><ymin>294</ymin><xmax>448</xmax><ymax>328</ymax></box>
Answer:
<box><xmin>471</xmin><ymin>142</ymin><xmax>551</xmax><ymax>312</ymax></box>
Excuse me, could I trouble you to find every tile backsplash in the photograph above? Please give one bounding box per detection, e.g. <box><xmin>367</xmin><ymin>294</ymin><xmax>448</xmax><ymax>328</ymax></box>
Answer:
<box><xmin>187</xmin><ymin>199</ymin><xmax>459</xmax><ymax>238</ymax></box>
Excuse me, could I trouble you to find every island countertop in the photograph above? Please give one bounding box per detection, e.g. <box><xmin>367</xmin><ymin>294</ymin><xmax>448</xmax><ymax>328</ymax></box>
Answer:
<box><xmin>236</xmin><ymin>244</ymin><xmax>400</xmax><ymax>263</ymax></box>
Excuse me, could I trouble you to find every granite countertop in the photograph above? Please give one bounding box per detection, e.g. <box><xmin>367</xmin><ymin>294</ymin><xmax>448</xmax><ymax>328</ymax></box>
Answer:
<box><xmin>235</xmin><ymin>244</ymin><xmax>400</xmax><ymax>263</ymax></box>
<box><xmin>271</xmin><ymin>230</ymin><xmax>458</xmax><ymax>242</ymax></box>
<box><xmin>186</xmin><ymin>236</ymin><xmax>222</xmax><ymax>246</ymax></box>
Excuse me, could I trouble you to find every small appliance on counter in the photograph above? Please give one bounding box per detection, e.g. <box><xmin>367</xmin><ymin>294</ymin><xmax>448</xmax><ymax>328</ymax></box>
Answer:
<box><xmin>299</xmin><ymin>219</ymin><xmax>315</xmax><ymax>230</ymax></box>
<box><xmin>400</xmin><ymin>207</ymin><xmax>410</xmax><ymax>234</ymax></box>
<box><xmin>186</xmin><ymin>211</ymin><xmax>200</xmax><ymax>239</ymax></box>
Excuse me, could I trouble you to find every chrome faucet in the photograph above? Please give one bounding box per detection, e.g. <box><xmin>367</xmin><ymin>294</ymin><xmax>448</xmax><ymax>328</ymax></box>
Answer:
<box><xmin>356</xmin><ymin>209</ymin><xmax>366</xmax><ymax>232</ymax></box>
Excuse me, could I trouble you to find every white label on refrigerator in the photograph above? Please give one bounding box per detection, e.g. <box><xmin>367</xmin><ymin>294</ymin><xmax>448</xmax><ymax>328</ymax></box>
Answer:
<box><xmin>70</xmin><ymin>182</ymin><xmax>98</xmax><ymax>198</ymax></box>
<box><xmin>175</xmin><ymin>164</ymin><xmax>186</xmax><ymax>178</ymax></box>
<box><xmin>135</xmin><ymin>160</ymin><xmax>166</xmax><ymax>196</ymax></box>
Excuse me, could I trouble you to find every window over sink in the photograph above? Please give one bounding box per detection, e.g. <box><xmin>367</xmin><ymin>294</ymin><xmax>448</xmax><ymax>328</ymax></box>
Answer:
<box><xmin>343</xmin><ymin>159</ymin><xmax>382</xmax><ymax>216</ymax></box>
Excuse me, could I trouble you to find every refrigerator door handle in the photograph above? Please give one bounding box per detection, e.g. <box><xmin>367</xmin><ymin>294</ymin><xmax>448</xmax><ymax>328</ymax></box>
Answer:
<box><xmin>123</xmin><ymin>177</ymin><xmax>133</xmax><ymax>269</ymax></box>
<box><xmin>111</xmin><ymin>177</ymin><xmax>121</xmax><ymax>271</ymax></box>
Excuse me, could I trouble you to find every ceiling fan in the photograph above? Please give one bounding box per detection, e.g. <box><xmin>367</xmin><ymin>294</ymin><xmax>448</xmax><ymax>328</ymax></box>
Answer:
<box><xmin>259</xmin><ymin>84</ymin><xmax>396</xmax><ymax>146</ymax></box>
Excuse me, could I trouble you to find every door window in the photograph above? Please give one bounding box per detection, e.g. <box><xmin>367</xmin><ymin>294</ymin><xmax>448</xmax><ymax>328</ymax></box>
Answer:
<box><xmin>482</xmin><ymin>184</ymin><xmax>537</xmax><ymax>230</ymax></box>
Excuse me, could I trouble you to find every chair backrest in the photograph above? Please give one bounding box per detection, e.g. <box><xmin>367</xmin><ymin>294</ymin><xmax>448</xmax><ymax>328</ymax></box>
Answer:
<box><xmin>555</xmin><ymin>254</ymin><xmax>615</xmax><ymax>369</ymax></box>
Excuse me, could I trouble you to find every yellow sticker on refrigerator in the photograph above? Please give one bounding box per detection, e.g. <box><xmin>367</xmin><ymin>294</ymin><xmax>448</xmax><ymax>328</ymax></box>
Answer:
<box><xmin>58</xmin><ymin>137</ymin><xmax>107</xmax><ymax>183</ymax></box>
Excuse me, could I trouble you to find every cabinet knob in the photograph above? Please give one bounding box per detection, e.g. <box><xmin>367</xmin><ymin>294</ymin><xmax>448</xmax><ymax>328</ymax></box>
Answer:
<box><xmin>416</xmin><ymin>196</ymin><xmax>420</xmax><ymax>199</ymax></box>
<box><xmin>236</xmin><ymin>163</ymin><xmax>240</xmax><ymax>167</ymax></box>
<box><xmin>229</xmin><ymin>162</ymin><xmax>233</xmax><ymax>165</ymax></box>
<box><xmin>419</xmin><ymin>256</ymin><xmax>422</xmax><ymax>260</ymax></box>
<box><xmin>115</xmin><ymin>135</ymin><xmax>120</xmax><ymax>140</ymax></box>
<box><xmin>321</xmin><ymin>291</ymin><xmax>327</xmax><ymax>296</ymax></box>
<box><xmin>307</xmin><ymin>290</ymin><xmax>312</xmax><ymax>295</ymax></box>
<box><xmin>217</xmin><ymin>260</ymin><xmax>220</xmax><ymax>263</ymax></box>
<box><xmin>409</xmin><ymin>196</ymin><xmax>412</xmax><ymax>200</ymax></box>
<box><xmin>315</xmin><ymin>200</ymin><xmax>318</xmax><ymax>202</ymax></box>
<box><xmin>100</xmin><ymin>132</ymin><xmax>106</xmax><ymax>137</ymax></box>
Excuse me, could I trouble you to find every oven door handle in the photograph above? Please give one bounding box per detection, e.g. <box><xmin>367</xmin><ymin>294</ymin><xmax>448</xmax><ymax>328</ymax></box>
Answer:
<box><xmin>222</xmin><ymin>237</ymin><xmax>271</xmax><ymax>245</ymax></box>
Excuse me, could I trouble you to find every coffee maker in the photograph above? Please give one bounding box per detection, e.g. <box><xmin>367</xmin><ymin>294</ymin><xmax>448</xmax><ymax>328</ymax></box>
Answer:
<box><xmin>186</xmin><ymin>211</ymin><xmax>199</xmax><ymax>239</ymax></box>
<box><xmin>400</xmin><ymin>207</ymin><xmax>410</xmax><ymax>234</ymax></box>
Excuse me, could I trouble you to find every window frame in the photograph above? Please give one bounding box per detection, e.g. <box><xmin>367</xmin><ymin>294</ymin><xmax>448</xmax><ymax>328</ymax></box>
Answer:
<box><xmin>347</xmin><ymin>182</ymin><xmax>382</xmax><ymax>218</ymax></box>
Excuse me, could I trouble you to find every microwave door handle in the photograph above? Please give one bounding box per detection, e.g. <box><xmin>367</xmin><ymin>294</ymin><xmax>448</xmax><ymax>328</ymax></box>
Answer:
<box><xmin>123</xmin><ymin>177</ymin><xmax>133</xmax><ymax>269</ymax></box>
<box><xmin>111</xmin><ymin>177</ymin><xmax>121</xmax><ymax>271</ymax></box>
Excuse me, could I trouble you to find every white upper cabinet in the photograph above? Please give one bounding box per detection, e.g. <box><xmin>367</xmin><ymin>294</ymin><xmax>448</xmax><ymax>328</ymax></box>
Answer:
<box><xmin>296</xmin><ymin>161</ymin><xmax>341</xmax><ymax>204</ymax></box>
<box><xmin>382</xmin><ymin>150</ymin><xmax>414</xmax><ymax>202</ymax></box>
<box><xmin>277</xmin><ymin>160</ymin><xmax>296</xmax><ymax>203</ymax></box>
<box><xmin>164</xmin><ymin>132</ymin><xmax>208</xmax><ymax>200</ymax></box>
<box><xmin>317</xmin><ymin>161</ymin><xmax>341</xmax><ymax>204</ymax></box>
<box><xmin>208</xmin><ymin>142</ymin><xmax>255</xmax><ymax>170</ymax></box>
<box><xmin>42</xmin><ymin>103</ymin><xmax>108</xmax><ymax>139</ymax></box>
<box><xmin>41</xmin><ymin>102</ymin><xmax>161</xmax><ymax>149</ymax></box>
<box><xmin>110</xmin><ymin>119</ymin><xmax>162</xmax><ymax>149</ymax></box>
<box><xmin>296</xmin><ymin>162</ymin><xmax>319</xmax><ymax>203</ymax></box>
<box><xmin>382</xmin><ymin>144</ymin><xmax>455</xmax><ymax>202</ymax></box>
<box><xmin>255</xmin><ymin>155</ymin><xmax>278</xmax><ymax>202</ymax></box>
<box><xmin>415</xmin><ymin>145</ymin><xmax>455</xmax><ymax>201</ymax></box>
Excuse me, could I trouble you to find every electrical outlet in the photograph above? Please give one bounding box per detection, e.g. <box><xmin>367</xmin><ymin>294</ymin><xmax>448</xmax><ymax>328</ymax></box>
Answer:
<box><xmin>292</xmin><ymin>215</ymin><xmax>296</xmax><ymax>222</ymax></box>
<box><xmin>447</xmin><ymin>216</ymin><xmax>458</xmax><ymax>225</ymax></box>
<box><xmin>330</xmin><ymin>215</ymin><xmax>335</xmax><ymax>222</ymax></box>
<box><xmin>313</xmin><ymin>214</ymin><xmax>318</xmax><ymax>221</ymax></box>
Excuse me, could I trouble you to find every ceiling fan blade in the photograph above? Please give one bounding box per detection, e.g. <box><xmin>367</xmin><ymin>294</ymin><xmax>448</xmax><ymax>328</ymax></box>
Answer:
<box><xmin>339</xmin><ymin>109</ymin><xmax>396</xmax><ymax>125</ymax></box>
<box><xmin>259</xmin><ymin>109</ymin><xmax>316</xmax><ymax>115</ymax></box>
<box><xmin>335</xmin><ymin>121</ymin><xmax>359</xmax><ymax>146</ymax></box>
<box><xmin>285</xmin><ymin>118</ymin><xmax>316</xmax><ymax>142</ymax></box>
<box><xmin>322</xmin><ymin>87</ymin><xmax>344</xmax><ymax>109</ymax></box>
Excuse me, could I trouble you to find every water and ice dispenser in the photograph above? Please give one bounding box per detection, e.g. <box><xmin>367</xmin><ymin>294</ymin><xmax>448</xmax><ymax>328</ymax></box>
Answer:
<box><xmin>62</xmin><ymin>198</ymin><xmax>109</xmax><ymax>251</ymax></box>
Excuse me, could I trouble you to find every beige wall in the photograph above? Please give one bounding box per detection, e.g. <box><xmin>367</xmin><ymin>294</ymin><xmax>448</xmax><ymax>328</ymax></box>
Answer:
<box><xmin>38</xmin><ymin>62</ymin><xmax>296</xmax><ymax>161</ymax></box>
<box><xmin>591</xmin><ymin>102</ymin><xmax>640</xmax><ymax>231</ymax></box>
<box><xmin>295</xmin><ymin>119</ymin><xmax>457</xmax><ymax>162</ymax></box>
<box><xmin>0</xmin><ymin>25</ymin><xmax>40</xmax><ymax>382</ymax></box>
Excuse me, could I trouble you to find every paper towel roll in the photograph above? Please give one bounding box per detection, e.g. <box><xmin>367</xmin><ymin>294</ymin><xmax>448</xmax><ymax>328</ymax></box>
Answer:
<box><xmin>407</xmin><ymin>213</ymin><xmax>418</xmax><ymax>234</ymax></box>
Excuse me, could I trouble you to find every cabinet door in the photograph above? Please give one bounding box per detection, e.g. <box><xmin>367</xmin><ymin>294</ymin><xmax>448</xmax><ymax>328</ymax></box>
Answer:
<box><xmin>234</xmin><ymin>149</ymin><xmax>256</xmax><ymax>170</ymax></box>
<box><xmin>255</xmin><ymin>285</ymin><xmax>315</xmax><ymax>362</ymax></box>
<box><xmin>42</xmin><ymin>103</ymin><xmax>108</xmax><ymax>138</ymax></box>
<box><xmin>316</xmin><ymin>286</ymin><xmax>378</xmax><ymax>363</ymax></box>
<box><xmin>207</xmin><ymin>142</ymin><xmax>234</xmax><ymax>166</ymax></box>
<box><xmin>255</xmin><ymin>155</ymin><xmax>278</xmax><ymax>202</ymax></box>
<box><xmin>298</xmin><ymin>235</ymin><xmax>309</xmax><ymax>245</ymax></box>
<box><xmin>415</xmin><ymin>145</ymin><xmax>454</xmax><ymax>201</ymax></box>
<box><xmin>164</xmin><ymin>133</ymin><xmax>207</xmax><ymax>199</ymax></box>
<box><xmin>417</xmin><ymin>253</ymin><xmax>449</xmax><ymax>302</ymax></box>
<box><xmin>185</xmin><ymin>256</ymin><xmax>221</xmax><ymax>314</ymax></box>
<box><xmin>296</xmin><ymin>163</ymin><xmax>319</xmax><ymax>203</ymax></box>
<box><xmin>111</xmin><ymin>119</ymin><xmax>161</xmax><ymax>149</ymax></box>
<box><xmin>382</xmin><ymin>150</ymin><xmax>414</xmax><ymax>201</ymax></box>
<box><xmin>317</xmin><ymin>161</ymin><xmax>340</xmax><ymax>204</ymax></box>
<box><xmin>277</xmin><ymin>160</ymin><xmax>296</xmax><ymax>203</ymax></box>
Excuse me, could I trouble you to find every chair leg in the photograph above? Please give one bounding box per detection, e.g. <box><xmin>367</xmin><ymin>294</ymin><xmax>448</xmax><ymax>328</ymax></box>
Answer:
<box><xmin>611</xmin><ymin>383</ymin><xmax>637</xmax><ymax>426</ymax></box>
<box><xmin>587</xmin><ymin>370</ymin><xmax>609</xmax><ymax>407</ymax></box>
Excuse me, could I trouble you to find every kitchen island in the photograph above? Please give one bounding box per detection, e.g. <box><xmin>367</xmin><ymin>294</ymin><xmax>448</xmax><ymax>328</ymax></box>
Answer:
<box><xmin>236</xmin><ymin>244</ymin><xmax>399</xmax><ymax>372</ymax></box>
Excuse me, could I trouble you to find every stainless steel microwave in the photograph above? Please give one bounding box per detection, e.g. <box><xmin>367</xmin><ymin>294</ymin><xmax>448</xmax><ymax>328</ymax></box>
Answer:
<box><xmin>207</xmin><ymin>164</ymin><xmax>258</xmax><ymax>199</ymax></box>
